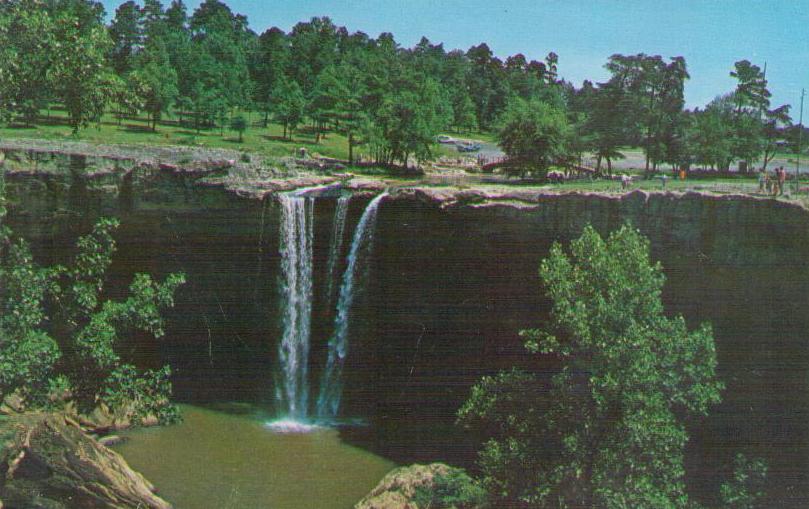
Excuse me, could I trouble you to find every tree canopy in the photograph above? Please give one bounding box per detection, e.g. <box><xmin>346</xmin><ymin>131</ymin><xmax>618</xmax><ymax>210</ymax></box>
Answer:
<box><xmin>459</xmin><ymin>225</ymin><xmax>726</xmax><ymax>507</ymax></box>
<box><xmin>496</xmin><ymin>98</ymin><xmax>570</xmax><ymax>178</ymax></box>
<box><xmin>0</xmin><ymin>0</ymin><xmax>798</xmax><ymax>172</ymax></box>
<box><xmin>0</xmin><ymin>176</ymin><xmax>185</xmax><ymax>423</ymax></box>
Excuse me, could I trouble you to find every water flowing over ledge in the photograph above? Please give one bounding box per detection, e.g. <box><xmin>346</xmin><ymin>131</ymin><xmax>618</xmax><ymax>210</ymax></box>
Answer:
<box><xmin>317</xmin><ymin>192</ymin><xmax>388</xmax><ymax>419</ymax></box>
<box><xmin>275</xmin><ymin>191</ymin><xmax>315</xmax><ymax>421</ymax></box>
<box><xmin>273</xmin><ymin>189</ymin><xmax>388</xmax><ymax>429</ymax></box>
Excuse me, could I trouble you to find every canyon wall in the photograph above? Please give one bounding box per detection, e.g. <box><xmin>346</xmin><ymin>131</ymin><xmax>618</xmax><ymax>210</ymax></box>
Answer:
<box><xmin>3</xmin><ymin>149</ymin><xmax>808</xmax><ymax>506</ymax></box>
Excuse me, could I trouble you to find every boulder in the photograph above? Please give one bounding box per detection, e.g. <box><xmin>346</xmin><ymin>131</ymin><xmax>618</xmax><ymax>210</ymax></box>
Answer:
<box><xmin>356</xmin><ymin>463</ymin><xmax>461</xmax><ymax>509</ymax></box>
<box><xmin>0</xmin><ymin>394</ymin><xmax>25</xmax><ymax>416</ymax></box>
<box><xmin>0</xmin><ymin>413</ymin><xmax>170</xmax><ymax>509</ymax></box>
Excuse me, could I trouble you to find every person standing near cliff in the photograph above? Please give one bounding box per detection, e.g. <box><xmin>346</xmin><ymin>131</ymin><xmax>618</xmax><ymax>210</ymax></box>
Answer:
<box><xmin>770</xmin><ymin>168</ymin><xmax>779</xmax><ymax>196</ymax></box>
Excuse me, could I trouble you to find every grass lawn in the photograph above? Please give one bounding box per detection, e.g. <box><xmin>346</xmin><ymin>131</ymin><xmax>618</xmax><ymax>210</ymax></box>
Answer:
<box><xmin>0</xmin><ymin>109</ymin><xmax>360</xmax><ymax>161</ymax></box>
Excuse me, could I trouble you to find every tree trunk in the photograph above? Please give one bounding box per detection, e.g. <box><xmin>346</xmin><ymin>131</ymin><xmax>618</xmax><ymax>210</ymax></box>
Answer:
<box><xmin>644</xmin><ymin>141</ymin><xmax>651</xmax><ymax>175</ymax></box>
<box><xmin>0</xmin><ymin>413</ymin><xmax>172</xmax><ymax>509</ymax></box>
<box><xmin>762</xmin><ymin>149</ymin><xmax>772</xmax><ymax>171</ymax></box>
<box><xmin>348</xmin><ymin>132</ymin><xmax>354</xmax><ymax>164</ymax></box>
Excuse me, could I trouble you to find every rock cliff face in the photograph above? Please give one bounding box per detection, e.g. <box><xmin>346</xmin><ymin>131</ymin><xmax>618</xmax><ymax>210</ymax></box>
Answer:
<box><xmin>0</xmin><ymin>413</ymin><xmax>170</xmax><ymax>509</ymax></box>
<box><xmin>3</xmin><ymin>146</ymin><xmax>809</xmax><ymax>506</ymax></box>
<box><xmin>365</xmin><ymin>187</ymin><xmax>809</xmax><ymax>507</ymax></box>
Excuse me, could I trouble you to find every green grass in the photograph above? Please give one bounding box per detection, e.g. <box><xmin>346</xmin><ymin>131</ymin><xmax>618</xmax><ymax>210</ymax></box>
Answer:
<box><xmin>0</xmin><ymin>110</ymin><xmax>488</xmax><ymax>170</ymax></box>
<box><xmin>0</xmin><ymin>109</ymin><xmax>358</xmax><ymax>161</ymax></box>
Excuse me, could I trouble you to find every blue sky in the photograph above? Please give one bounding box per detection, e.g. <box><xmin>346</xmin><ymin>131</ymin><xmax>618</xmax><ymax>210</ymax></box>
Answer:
<box><xmin>102</xmin><ymin>0</ymin><xmax>809</xmax><ymax>113</ymax></box>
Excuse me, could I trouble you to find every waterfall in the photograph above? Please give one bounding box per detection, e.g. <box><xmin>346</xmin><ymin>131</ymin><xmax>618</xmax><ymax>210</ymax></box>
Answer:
<box><xmin>317</xmin><ymin>192</ymin><xmax>388</xmax><ymax>419</ymax></box>
<box><xmin>274</xmin><ymin>192</ymin><xmax>315</xmax><ymax>421</ymax></box>
<box><xmin>324</xmin><ymin>196</ymin><xmax>351</xmax><ymax>308</ymax></box>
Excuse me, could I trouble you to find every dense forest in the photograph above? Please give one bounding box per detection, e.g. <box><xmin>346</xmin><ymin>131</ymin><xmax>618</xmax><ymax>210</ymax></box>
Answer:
<box><xmin>0</xmin><ymin>0</ymin><xmax>804</xmax><ymax>173</ymax></box>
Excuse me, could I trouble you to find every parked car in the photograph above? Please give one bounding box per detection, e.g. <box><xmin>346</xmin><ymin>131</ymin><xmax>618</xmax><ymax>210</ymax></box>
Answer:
<box><xmin>456</xmin><ymin>142</ymin><xmax>481</xmax><ymax>153</ymax></box>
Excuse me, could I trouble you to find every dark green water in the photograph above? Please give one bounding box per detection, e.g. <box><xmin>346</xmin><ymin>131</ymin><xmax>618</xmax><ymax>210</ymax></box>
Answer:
<box><xmin>114</xmin><ymin>405</ymin><xmax>395</xmax><ymax>509</ymax></box>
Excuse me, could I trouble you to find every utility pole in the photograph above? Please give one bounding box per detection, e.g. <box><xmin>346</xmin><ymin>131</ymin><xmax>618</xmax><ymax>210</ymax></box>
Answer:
<box><xmin>795</xmin><ymin>88</ymin><xmax>805</xmax><ymax>193</ymax></box>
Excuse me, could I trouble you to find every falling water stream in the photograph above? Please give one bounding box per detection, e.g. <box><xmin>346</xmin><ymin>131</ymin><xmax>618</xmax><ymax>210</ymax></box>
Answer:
<box><xmin>324</xmin><ymin>195</ymin><xmax>351</xmax><ymax>308</ymax></box>
<box><xmin>272</xmin><ymin>191</ymin><xmax>315</xmax><ymax>428</ymax></box>
<box><xmin>317</xmin><ymin>192</ymin><xmax>388</xmax><ymax>419</ymax></box>
<box><xmin>270</xmin><ymin>190</ymin><xmax>386</xmax><ymax>430</ymax></box>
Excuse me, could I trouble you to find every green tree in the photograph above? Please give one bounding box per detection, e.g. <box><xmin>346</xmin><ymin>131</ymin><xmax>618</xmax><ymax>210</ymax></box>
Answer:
<box><xmin>730</xmin><ymin>60</ymin><xmax>770</xmax><ymax>115</ymax></box>
<box><xmin>307</xmin><ymin>59</ymin><xmax>369</xmax><ymax>160</ymax></box>
<box><xmin>109</xmin><ymin>0</ymin><xmax>143</xmax><ymax>75</ymax></box>
<box><xmin>309</xmin><ymin>64</ymin><xmax>341</xmax><ymax>142</ymax></box>
<box><xmin>181</xmin><ymin>0</ymin><xmax>254</xmax><ymax>130</ymax></box>
<box><xmin>251</xmin><ymin>26</ymin><xmax>289</xmax><ymax>126</ymax></box>
<box><xmin>48</xmin><ymin>8</ymin><xmax>117</xmax><ymax>133</ymax></box>
<box><xmin>466</xmin><ymin>43</ymin><xmax>509</xmax><ymax>129</ymax></box>
<box><xmin>459</xmin><ymin>225</ymin><xmax>723</xmax><ymax>508</ymax></box>
<box><xmin>544</xmin><ymin>51</ymin><xmax>559</xmax><ymax>84</ymax></box>
<box><xmin>273</xmin><ymin>79</ymin><xmax>306</xmax><ymax>139</ymax></box>
<box><xmin>287</xmin><ymin>16</ymin><xmax>339</xmax><ymax>96</ymax></box>
<box><xmin>130</xmin><ymin>39</ymin><xmax>179</xmax><ymax>131</ymax></box>
<box><xmin>724</xmin><ymin>60</ymin><xmax>772</xmax><ymax>170</ymax></box>
<box><xmin>689</xmin><ymin>100</ymin><xmax>735</xmax><ymax>170</ymax></box>
<box><xmin>496</xmin><ymin>98</ymin><xmax>570</xmax><ymax>178</ymax></box>
<box><xmin>579</xmin><ymin>81</ymin><xmax>631</xmax><ymax>175</ymax></box>
<box><xmin>112</xmin><ymin>71</ymin><xmax>145</xmax><ymax>125</ymax></box>
<box><xmin>374</xmin><ymin>75</ymin><xmax>450</xmax><ymax>168</ymax></box>
<box><xmin>601</xmin><ymin>54</ymin><xmax>689</xmax><ymax>174</ymax></box>
<box><xmin>451</xmin><ymin>89</ymin><xmax>478</xmax><ymax>133</ymax></box>
<box><xmin>0</xmin><ymin>178</ymin><xmax>61</xmax><ymax>401</ymax></box>
<box><xmin>230</xmin><ymin>114</ymin><xmax>247</xmax><ymax>142</ymax></box>
<box><xmin>0</xmin><ymin>175</ymin><xmax>184</xmax><ymax>422</ymax></box>
<box><xmin>760</xmin><ymin>105</ymin><xmax>791</xmax><ymax>170</ymax></box>
<box><xmin>0</xmin><ymin>1</ymin><xmax>57</xmax><ymax>125</ymax></box>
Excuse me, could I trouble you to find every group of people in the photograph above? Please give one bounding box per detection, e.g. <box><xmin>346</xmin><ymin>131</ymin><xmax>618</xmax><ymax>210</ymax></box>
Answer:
<box><xmin>759</xmin><ymin>166</ymin><xmax>788</xmax><ymax>196</ymax></box>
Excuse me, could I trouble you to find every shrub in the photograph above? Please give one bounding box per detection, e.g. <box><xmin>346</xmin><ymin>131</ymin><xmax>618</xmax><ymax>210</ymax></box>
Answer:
<box><xmin>413</xmin><ymin>469</ymin><xmax>488</xmax><ymax>509</ymax></box>
<box><xmin>0</xmin><ymin>176</ymin><xmax>185</xmax><ymax>424</ymax></box>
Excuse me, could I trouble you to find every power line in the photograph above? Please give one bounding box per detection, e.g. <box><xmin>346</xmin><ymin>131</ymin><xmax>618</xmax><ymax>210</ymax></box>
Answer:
<box><xmin>795</xmin><ymin>88</ymin><xmax>805</xmax><ymax>193</ymax></box>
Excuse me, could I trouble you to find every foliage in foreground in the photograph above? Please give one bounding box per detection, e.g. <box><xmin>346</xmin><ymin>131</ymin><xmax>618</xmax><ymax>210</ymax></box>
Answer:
<box><xmin>0</xmin><ymin>177</ymin><xmax>185</xmax><ymax>424</ymax></box>
<box><xmin>459</xmin><ymin>224</ymin><xmax>767</xmax><ymax>508</ymax></box>
<box><xmin>413</xmin><ymin>468</ymin><xmax>489</xmax><ymax>509</ymax></box>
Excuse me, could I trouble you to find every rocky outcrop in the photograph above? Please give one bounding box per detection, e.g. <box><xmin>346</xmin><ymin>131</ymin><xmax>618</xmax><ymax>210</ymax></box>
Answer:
<box><xmin>356</xmin><ymin>463</ymin><xmax>485</xmax><ymax>509</ymax></box>
<box><xmin>0</xmin><ymin>413</ymin><xmax>170</xmax><ymax>509</ymax></box>
<box><xmin>389</xmin><ymin>185</ymin><xmax>809</xmax><ymax>212</ymax></box>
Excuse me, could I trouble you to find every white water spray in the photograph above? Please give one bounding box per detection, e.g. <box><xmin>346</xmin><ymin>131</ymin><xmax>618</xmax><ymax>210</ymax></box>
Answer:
<box><xmin>324</xmin><ymin>196</ymin><xmax>351</xmax><ymax>307</ymax></box>
<box><xmin>274</xmin><ymin>192</ymin><xmax>315</xmax><ymax>421</ymax></box>
<box><xmin>317</xmin><ymin>192</ymin><xmax>388</xmax><ymax>419</ymax></box>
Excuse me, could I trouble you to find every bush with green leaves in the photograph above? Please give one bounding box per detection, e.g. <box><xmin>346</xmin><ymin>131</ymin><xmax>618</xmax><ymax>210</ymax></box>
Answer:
<box><xmin>459</xmin><ymin>224</ymin><xmax>727</xmax><ymax>508</ymax></box>
<box><xmin>413</xmin><ymin>468</ymin><xmax>488</xmax><ymax>509</ymax></box>
<box><xmin>0</xmin><ymin>177</ymin><xmax>185</xmax><ymax>423</ymax></box>
<box><xmin>720</xmin><ymin>454</ymin><xmax>767</xmax><ymax>509</ymax></box>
